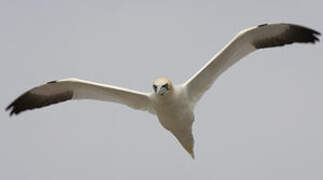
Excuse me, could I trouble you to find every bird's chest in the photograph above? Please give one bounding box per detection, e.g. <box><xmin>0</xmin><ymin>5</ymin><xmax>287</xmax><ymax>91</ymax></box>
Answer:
<box><xmin>154</xmin><ymin>98</ymin><xmax>194</xmax><ymax>131</ymax></box>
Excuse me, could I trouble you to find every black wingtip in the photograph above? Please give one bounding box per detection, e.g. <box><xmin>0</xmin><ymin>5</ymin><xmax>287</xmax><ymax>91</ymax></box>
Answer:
<box><xmin>254</xmin><ymin>23</ymin><xmax>321</xmax><ymax>49</ymax></box>
<box><xmin>6</xmin><ymin>103</ymin><xmax>14</xmax><ymax>116</ymax></box>
<box><xmin>311</xmin><ymin>29</ymin><xmax>321</xmax><ymax>36</ymax></box>
<box><xmin>313</xmin><ymin>31</ymin><xmax>321</xmax><ymax>43</ymax></box>
<box><xmin>5</xmin><ymin>104</ymin><xmax>11</xmax><ymax>112</ymax></box>
<box><xmin>9</xmin><ymin>110</ymin><xmax>15</xmax><ymax>117</ymax></box>
<box><xmin>6</xmin><ymin>89</ymin><xmax>74</xmax><ymax>116</ymax></box>
<box><xmin>288</xmin><ymin>24</ymin><xmax>321</xmax><ymax>44</ymax></box>
<box><xmin>311</xmin><ymin>31</ymin><xmax>320</xmax><ymax>43</ymax></box>
<box><xmin>6</xmin><ymin>80</ymin><xmax>61</xmax><ymax>117</ymax></box>
<box><xmin>6</xmin><ymin>91</ymin><xmax>37</xmax><ymax>116</ymax></box>
<box><xmin>6</xmin><ymin>98</ymin><xmax>22</xmax><ymax>116</ymax></box>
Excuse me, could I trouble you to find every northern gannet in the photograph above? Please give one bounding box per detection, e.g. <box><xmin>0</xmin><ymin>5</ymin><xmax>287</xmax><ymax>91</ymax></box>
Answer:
<box><xmin>6</xmin><ymin>23</ymin><xmax>320</xmax><ymax>158</ymax></box>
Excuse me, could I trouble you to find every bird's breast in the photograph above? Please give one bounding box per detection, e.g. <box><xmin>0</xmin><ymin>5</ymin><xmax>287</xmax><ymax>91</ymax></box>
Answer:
<box><xmin>155</xmin><ymin>99</ymin><xmax>194</xmax><ymax>131</ymax></box>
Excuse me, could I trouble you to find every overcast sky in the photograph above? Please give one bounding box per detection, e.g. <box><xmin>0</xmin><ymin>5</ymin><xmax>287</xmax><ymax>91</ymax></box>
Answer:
<box><xmin>1</xmin><ymin>0</ymin><xmax>322</xmax><ymax>180</ymax></box>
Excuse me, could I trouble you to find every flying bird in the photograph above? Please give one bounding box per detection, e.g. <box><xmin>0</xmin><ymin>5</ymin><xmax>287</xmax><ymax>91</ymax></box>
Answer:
<box><xmin>6</xmin><ymin>23</ymin><xmax>320</xmax><ymax>158</ymax></box>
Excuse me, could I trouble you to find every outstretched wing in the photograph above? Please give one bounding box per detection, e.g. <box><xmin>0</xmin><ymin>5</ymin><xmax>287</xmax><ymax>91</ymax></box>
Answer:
<box><xmin>6</xmin><ymin>78</ymin><xmax>155</xmax><ymax>115</ymax></box>
<box><xmin>184</xmin><ymin>23</ymin><xmax>320</xmax><ymax>104</ymax></box>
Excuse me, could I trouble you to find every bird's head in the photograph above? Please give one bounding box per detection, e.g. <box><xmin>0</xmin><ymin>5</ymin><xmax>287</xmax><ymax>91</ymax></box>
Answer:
<box><xmin>152</xmin><ymin>77</ymin><xmax>173</xmax><ymax>96</ymax></box>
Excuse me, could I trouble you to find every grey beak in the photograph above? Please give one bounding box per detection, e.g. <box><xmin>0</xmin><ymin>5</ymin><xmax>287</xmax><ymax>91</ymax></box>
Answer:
<box><xmin>156</xmin><ymin>86</ymin><xmax>167</xmax><ymax>96</ymax></box>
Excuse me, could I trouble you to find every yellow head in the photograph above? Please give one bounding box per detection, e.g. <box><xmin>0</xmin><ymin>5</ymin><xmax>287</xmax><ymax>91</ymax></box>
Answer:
<box><xmin>152</xmin><ymin>77</ymin><xmax>173</xmax><ymax>96</ymax></box>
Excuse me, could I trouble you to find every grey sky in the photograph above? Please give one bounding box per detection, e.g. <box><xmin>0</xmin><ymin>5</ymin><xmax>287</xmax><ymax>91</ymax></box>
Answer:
<box><xmin>1</xmin><ymin>0</ymin><xmax>322</xmax><ymax>179</ymax></box>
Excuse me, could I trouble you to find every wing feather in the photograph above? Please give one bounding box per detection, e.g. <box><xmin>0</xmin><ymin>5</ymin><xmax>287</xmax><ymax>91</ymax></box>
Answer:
<box><xmin>184</xmin><ymin>23</ymin><xmax>320</xmax><ymax>104</ymax></box>
<box><xmin>6</xmin><ymin>78</ymin><xmax>154</xmax><ymax>115</ymax></box>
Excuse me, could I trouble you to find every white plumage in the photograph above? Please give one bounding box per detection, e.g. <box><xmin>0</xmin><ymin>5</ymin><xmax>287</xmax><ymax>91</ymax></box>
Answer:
<box><xmin>6</xmin><ymin>23</ymin><xmax>320</xmax><ymax>158</ymax></box>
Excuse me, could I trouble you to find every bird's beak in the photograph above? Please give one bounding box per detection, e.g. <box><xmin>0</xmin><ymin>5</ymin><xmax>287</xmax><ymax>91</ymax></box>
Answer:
<box><xmin>156</xmin><ymin>86</ymin><xmax>167</xmax><ymax>96</ymax></box>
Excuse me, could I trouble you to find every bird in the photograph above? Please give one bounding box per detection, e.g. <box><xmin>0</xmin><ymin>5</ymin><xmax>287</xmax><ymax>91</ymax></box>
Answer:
<box><xmin>6</xmin><ymin>23</ymin><xmax>320</xmax><ymax>159</ymax></box>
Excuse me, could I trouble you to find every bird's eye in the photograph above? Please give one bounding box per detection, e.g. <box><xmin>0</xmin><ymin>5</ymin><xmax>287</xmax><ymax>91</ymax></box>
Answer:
<box><xmin>162</xmin><ymin>84</ymin><xmax>169</xmax><ymax>90</ymax></box>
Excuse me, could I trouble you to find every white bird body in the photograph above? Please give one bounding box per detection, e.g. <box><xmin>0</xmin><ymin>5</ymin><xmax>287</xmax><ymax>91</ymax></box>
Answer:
<box><xmin>7</xmin><ymin>23</ymin><xmax>320</xmax><ymax>158</ymax></box>
<box><xmin>151</xmin><ymin>84</ymin><xmax>195</xmax><ymax>157</ymax></box>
